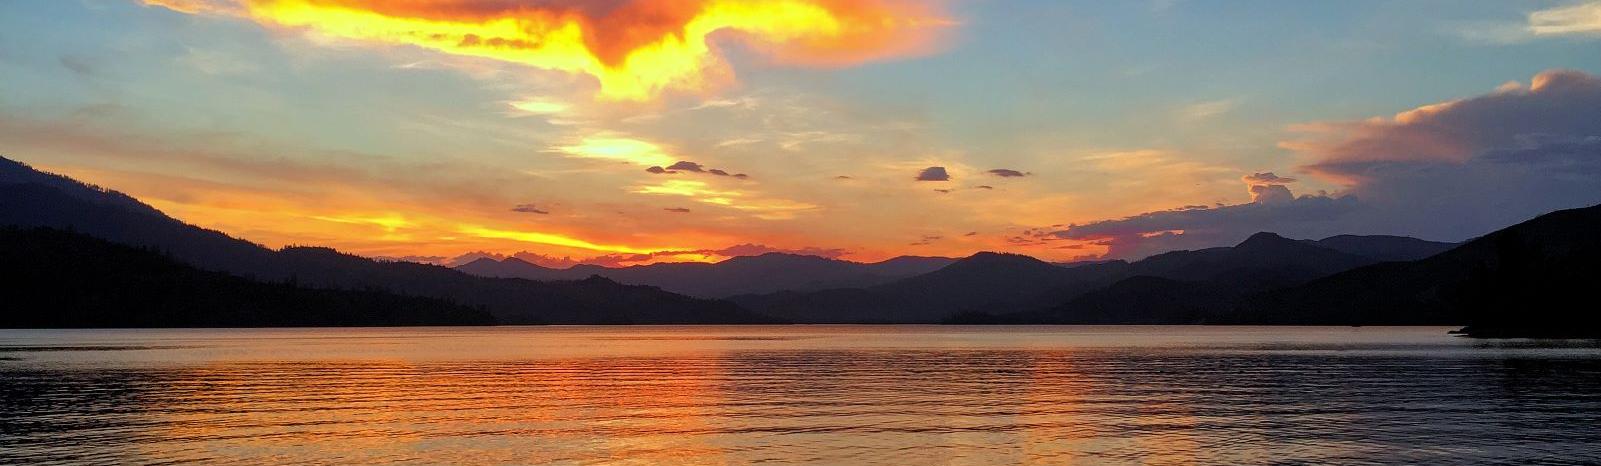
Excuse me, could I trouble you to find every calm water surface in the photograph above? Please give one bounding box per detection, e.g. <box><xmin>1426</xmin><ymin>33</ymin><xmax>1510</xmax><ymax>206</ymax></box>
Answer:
<box><xmin>3</xmin><ymin>326</ymin><xmax>1601</xmax><ymax>465</ymax></box>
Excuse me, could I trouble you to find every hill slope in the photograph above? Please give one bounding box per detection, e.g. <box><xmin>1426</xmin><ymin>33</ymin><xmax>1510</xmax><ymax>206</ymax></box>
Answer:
<box><xmin>1233</xmin><ymin>203</ymin><xmax>1601</xmax><ymax>332</ymax></box>
<box><xmin>0</xmin><ymin>228</ymin><xmax>494</xmax><ymax>328</ymax></box>
<box><xmin>1313</xmin><ymin>235</ymin><xmax>1456</xmax><ymax>262</ymax></box>
<box><xmin>993</xmin><ymin>233</ymin><xmax>1385</xmax><ymax>324</ymax></box>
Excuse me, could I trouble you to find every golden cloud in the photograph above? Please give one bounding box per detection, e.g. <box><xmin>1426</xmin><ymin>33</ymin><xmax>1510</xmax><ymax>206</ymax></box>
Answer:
<box><xmin>146</xmin><ymin>0</ymin><xmax>953</xmax><ymax>101</ymax></box>
<box><xmin>557</xmin><ymin>135</ymin><xmax>676</xmax><ymax>166</ymax></box>
<box><xmin>459</xmin><ymin>226</ymin><xmax>672</xmax><ymax>254</ymax></box>
<box><xmin>1529</xmin><ymin>2</ymin><xmax>1601</xmax><ymax>37</ymax></box>
<box><xmin>632</xmin><ymin>179</ymin><xmax>817</xmax><ymax>219</ymax></box>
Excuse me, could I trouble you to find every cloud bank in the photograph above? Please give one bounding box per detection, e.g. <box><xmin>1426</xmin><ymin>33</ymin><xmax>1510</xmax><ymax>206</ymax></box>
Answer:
<box><xmin>1056</xmin><ymin>69</ymin><xmax>1601</xmax><ymax>259</ymax></box>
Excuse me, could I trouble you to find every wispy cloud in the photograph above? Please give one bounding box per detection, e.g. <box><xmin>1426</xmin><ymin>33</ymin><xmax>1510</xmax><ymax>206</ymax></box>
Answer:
<box><xmin>1447</xmin><ymin>2</ymin><xmax>1601</xmax><ymax>44</ymax></box>
<box><xmin>1178</xmin><ymin>99</ymin><xmax>1237</xmax><ymax>120</ymax></box>
<box><xmin>556</xmin><ymin>134</ymin><xmax>676</xmax><ymax>166</ymax></box>
<box><xmin>507</xmin><ymin>98</ymin><xmax>570</xmax><ymax>116</ymax></box>
<box><xmin>1530</xmin><ymin>2</ymin><xmax>1601</xmax><ymax>37</ymax></box>
<box><xmin>632</xmin><ymin>179</ymin><xmax>816</xmax><ymax>219</ymax></box>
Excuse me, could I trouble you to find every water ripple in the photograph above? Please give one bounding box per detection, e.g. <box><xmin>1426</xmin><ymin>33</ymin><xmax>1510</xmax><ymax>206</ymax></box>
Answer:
<box><xmin>2</xmin><ymin>326</ymin><xmax>1600</xmax><ymax>465</ymax></box>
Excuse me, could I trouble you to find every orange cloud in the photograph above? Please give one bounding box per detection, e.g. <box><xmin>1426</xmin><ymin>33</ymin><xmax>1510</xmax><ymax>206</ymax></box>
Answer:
<box><xmin>147</xmin><ymin>0</ymin><xmax>953</xmax><ymax>101</ymax></box>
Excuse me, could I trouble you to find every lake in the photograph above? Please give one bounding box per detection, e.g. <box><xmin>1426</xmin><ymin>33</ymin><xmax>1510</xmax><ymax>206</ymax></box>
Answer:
<box><xmin>3</xmin><ymin>326</ymin><xmax>1600</xmax><ymax>465</ymax></box>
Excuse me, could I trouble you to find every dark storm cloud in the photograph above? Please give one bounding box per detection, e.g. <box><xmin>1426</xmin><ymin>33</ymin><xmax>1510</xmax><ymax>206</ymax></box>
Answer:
<box><xmin>511</xmin><ymin>204</ymin><xmax>550</xmax><ymax>214</ymax></box>
<box><xmin>648</xmin><ymin>161</ymin><xmax>748</xmax><ymax>178</ymax></box>
<box><xmin>986</xmin><ymin>168</ymin><xmax>1029</xmax><ymax>178</ymax></box>
<box><xmin>667</xmin><ymin>161</ymin><xmax>705</xmax><ymax>172</ymax></box>
<box><xmin>915</xmin><ymin>166</ymin><xmax>950</xmax><ymax>181</ymax></box>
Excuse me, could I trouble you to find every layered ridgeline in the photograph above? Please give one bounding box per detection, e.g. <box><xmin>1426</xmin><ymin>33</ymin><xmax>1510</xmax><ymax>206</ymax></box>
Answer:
<box><xmin>458</xmin><ymin>253</ymin><xmax>956</xmax><ymax>298</ymax></box>
<box><xmin>730</xmin><ymin>233</ymin><xmax>1457</xmax><ymax>324</ymax></box>
<box><xmin>6</xmin><ymin>155</ymin><xmax>1596</xmax><ymax>333</ymax></box>
<box><xmin>0</xmin><ymin>228</ymin><xmax>493</xmax><ymax>327</ymax></box>
<box><xmin>731</xmin><ymin>252</ymin><xmax>1128</xmax><ymax>323</ymax></box>
<box><xmin>984</xmin><ymin>232</ymin><xmax>1457</xmax><ymax>324</ymax></box>
<box><xmin>959</xmin><ymin>205</ymin><xmax>1601</xmax><ymax>334</ymax></box>
<box><xmin>0</xmin><ymin>157</ymin><xmax>770</xmax><ymax>325</ymax></box>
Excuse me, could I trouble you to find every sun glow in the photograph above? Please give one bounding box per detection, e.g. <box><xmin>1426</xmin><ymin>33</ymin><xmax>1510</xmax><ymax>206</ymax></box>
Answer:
<box><xmin>460</xmin><ymin>226</ymin><xmax>673</xmax><ymax>255</ymax></box>
<box><xmin>311</xmin><ymin>214</ymin><xmax>413</xmax><ymax>232</ymax></box>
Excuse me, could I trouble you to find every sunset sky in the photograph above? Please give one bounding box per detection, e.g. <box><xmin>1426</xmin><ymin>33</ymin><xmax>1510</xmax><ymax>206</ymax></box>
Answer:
<box><xmin>3</xmin><ymin>0</ymin><xmax>1599</xmax><ymax>266</ymax></box>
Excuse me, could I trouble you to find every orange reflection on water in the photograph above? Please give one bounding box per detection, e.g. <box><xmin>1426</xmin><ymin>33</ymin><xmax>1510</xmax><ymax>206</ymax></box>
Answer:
<box><xmin>3</xmin><ymin>326</ymin><xmax>1562</xmax><ymax>465</ymax></box>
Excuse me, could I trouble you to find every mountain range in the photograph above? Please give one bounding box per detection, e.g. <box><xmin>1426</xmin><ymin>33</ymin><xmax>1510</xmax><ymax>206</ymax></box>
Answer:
<box><xmin>456</xmin><ymin>253</ymin><xmax>956</xmax><ymax>298</ymax></box>
<box><xmin>972</xmin><ymin>232</ymin><xmax>1456</xmax><ymax>325</ymax></box>
<box><xmin>738</xmin><ymin>231</ymin><xmax>1457</xmax><ymax>324</ymax></box>
<box><xmin>0</xmin><ymin>157</ymin><xmax>770</xmax><ymax>325</ymax></box>
<box><xmin>3</xmin><ymin>154</ymin><xmax>1597</xmax><ymax>336</ymax></box>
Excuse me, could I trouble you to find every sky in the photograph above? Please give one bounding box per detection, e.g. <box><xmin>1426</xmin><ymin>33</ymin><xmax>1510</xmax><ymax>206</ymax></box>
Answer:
<box><xmin>2</xmin><ymin>0</ymin><xmax>1599</xmax><ymax>266</ymax></box>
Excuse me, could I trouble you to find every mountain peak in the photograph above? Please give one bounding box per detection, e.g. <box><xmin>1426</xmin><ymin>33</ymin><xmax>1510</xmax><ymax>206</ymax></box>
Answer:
<box><xmin>724</xmin><ymin>252</ymin><xmax>833</xmax><ymax>263</ymax></box>
<box><xmin>500</xmin><ymin>256</ymin><xmax>537</xmax><ymax>267</ymax></box>
<box><xmin>954</xmin><ymin>251</ymin><xmax>1053</xmax><ymax>268</ymax></box>
<box><xmin>460</xmin><ymin>257</ymin><xmax>503</xmax><ymax>268</ymax></box>
<box><xmin>1235</xmin><ymin>232</ymin><xmax>1303</xmax><ymax>251</ymax></box>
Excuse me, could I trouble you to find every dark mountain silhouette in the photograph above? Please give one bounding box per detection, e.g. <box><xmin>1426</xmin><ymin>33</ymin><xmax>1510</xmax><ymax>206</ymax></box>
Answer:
<box><xmin>972</xmin><ymin>233</ymin><xmax>1387</xmax><ymax>324</ymax></box>
<box><xmin>0</xmin><ymin>157</ymin><xmax>163</xmax><ymax>216</ymax></box>
<box><xmin>739</xmin><ymin>231</ymin><xmax>1450</xmax><ymax>325</ymax></box>
<box><xmin>733</xmin><ymin>252</ymin><xmax>1127</xmax><ymax>323</ymax></box>
<box><xmin>1123</xmin><ymin>232</ymin><xmax>1377</xmax><ymax>283</ymax></box>
<box><xmin>584</xmin><ymin>253</ymin><xmax>883</xmax><ymax>298</ymax></box>
<box><xmin>0</xmin><ymin>227</ymin><xmax>493</xmax><ymax>328</ymax></box>
<box><xmin>456</xmin><ymin>252</ymin><xmax>956</xmax><ymax>298</ymax></box>
<box><xmin>11</xmin><ymin>154</ymin><xmax>1581</xmax><ymax>331</ymax></box>
<box><xmin>1232</xmin><ymin>203</ymin><xmax>1601</xmax><ymax>334</ymax></box>
<box><xmin>862</xmin><ymin>255</ymin><xmax>958</xmax><ymax>277</ymax></box>
<box><xmin>456</xmin><ymin>257</ymin><xmax>573</xmax><ymax>281</ymax></box>
<box><xmin>1312</xmin><ymin>235</ymin><xmax>1457</xmax><ymax>262</ymax></box>
<box><xmin>0</xmin><ymin>157</ymin><xmax>770</xmax><ymax>325</ymax></box>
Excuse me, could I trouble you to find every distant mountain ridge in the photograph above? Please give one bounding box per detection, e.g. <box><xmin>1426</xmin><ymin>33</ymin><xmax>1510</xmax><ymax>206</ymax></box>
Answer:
<box><xmin>14</xmin><ymin>153</ymin><xmax>1585</xmax><ymax>334</ymax></box>
<box><xmin>1312</xmin><ymin>235</ymin><xmax>1456</xmax><ymax>262</ymax></box>
<box><xmin>1001</xmin><ymin>232</ymin><xmax>1385</xmax><ymax>324</ymax></box>
<box><xmin>0</xmin><ymin>157</ymin><xmax>770</xmax><ymax>325</ymax></box>
<box><xmin>732</xmin><ymin>252</ymin><xmax>1130</xmax><ymax>323</ymax></box>
<box><xmin>456</xmin><ymin>252</ymin><xmax>957</xmax><ymax>298</ymax></box>
<box><xmin>736</xmin><ymin>232</ymin><xmax>1457</xmax><ymax>324</ymax></box>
